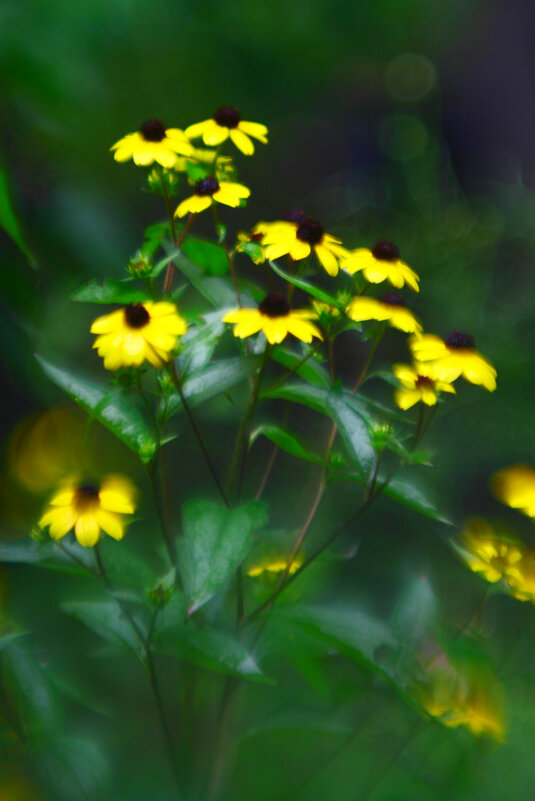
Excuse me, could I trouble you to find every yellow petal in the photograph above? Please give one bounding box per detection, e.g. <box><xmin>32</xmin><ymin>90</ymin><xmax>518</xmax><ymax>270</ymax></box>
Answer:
<box><xmin>96</xmin><ymin>509</ymin><xmax>125</xmax><ymax>541</ymax></box>
<box><xmin>74</xmin><ymin>515</ymin><xmax>101</xmax><ymax>547</ymax></box>
<box><xmin>409</xmin><ymin>334</ymin><xmax>450</xmax><ymax>361</ymax></box>
<box><xmin>184</xmin><ymin>120</ymin><xmax>213</xmax><ymax>139</ymax></box>
<box><xmin>315</xmin><ymin>244</ymin><xmax>339</xmax><ymax>276</ymax></box>
<box><xmin>394</xmin><ymin>388</ymin><xmax>421</xmax><ymax>410</ymax></box>
<box><xmin>99</xmin><ymin>475</ymin><xmax>136</xmax><ymax>513</ymax></box>
<box><xmin>202</xmin><ymin>122</ymin><xmax>229</xmax><ymax>146</ymax></box>
<box><xmin>238</xmin><ymin>121</ymin><xmax>268</xmax><ymax>141</ymax></box>
<box><xmin>175</xmin><ymin>195</ymin><xmax>213</xmax><ymax>217</ymax></box>
<box><xmin>393</xmin><ymin>364</ymin><xmax>417</xmax><ymax>388</ymax></box>
<box><xmin>230</xmin><ymin>128</ymin><xmax>255</xmax><ymax>155</ymax></box>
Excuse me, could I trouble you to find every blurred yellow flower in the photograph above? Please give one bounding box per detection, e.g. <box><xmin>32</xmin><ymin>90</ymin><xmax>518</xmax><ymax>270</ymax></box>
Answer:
<box><xmin>175</xmin><ymin>177</ymin><xmax>250</xmax><ymax>217</ymax></box>
<box><xmin>39</xmin><ymin>475</ymin><xmax>137</xmax><ymax>548</ymax></box>
<box><xmin>223</xmin><ymin>293</ymin><xmax>322</xmax><ymax>345</ymax></box>
<box><xmin>247</xmin><ymin>557</ymin><xmax>303</xmax><ymax>577</ymax></box>
<box><xmin>409</xmin><ymin>332</ymin><xmax>496</xmax><ymax>391</ymax></box>
<box><xmin>460</xmin><ymin>517</ymin><xmax>524</xmax><ymax>584</ymax></box>
<box><xmin>343</xmin><ymin>241</ymin><xmax>420</xmax><ymax>292</ymax></box>
<box><xmin>492</xmin><ymin>464</ymin><xmax>535</xmax><ymax>518</ymax></box>
<box><xmin>262</xmin><ymin>216</ymin><xmax>351</xmax><ymax>277</ymax></box>
<box><xmin>346</xmin><ymin>294</ymin><xmax>422</xmax><ymax>333</ymax></box>
<box><xmin>91</xmin><ymin>302</ymin><xmax>186</xmax><ymax>370</ymax></box>
<box><xmin>393</xmin><ymin>363</ymin><xmax>455</xmax><ymax>410</ymax></box>
<box><xmin>110</xmin><ymin>119</ymin><xmax>193</xmax><ymax>167</ymax></box>
<box><xmin>236</xmin><ymin>227</ymin><xmax>267</xmax><ymax>264</ymax></box>
<box><xmin>185</xmin><ymin>107</ymin><xmax>268</xmax><ymax>155</ymax></box>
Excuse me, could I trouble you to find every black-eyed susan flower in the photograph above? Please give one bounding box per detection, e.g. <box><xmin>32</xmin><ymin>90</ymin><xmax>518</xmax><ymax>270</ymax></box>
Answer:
<box><xmin>409</xmin><ymin>332</ymin><xmax>497</xmax><ymax>391</ymax></box>
<box><xmin>460</xmin><ymin>517</ymin><xmax>524</xmax><ymax>585</ymax></box>
<box><xmin>393</xmin><ymin>363</ymin><xmax>455</xmax><ymax>410</ymax></box>
<box><xmin>262</xmin><ymin>216</ymin><xmax>351</xmax><ymax>277</ymax></box>
<box><xmin>345</xmin><ymin>293</ymin><xmax>422</xmax><ymax>333</ymax></box>
<box><xmin>110</xmin><ymin>119</ymin><xmax>193</xmax><ymax>168</ymax></box>
<box><xmin>185</xmin><ymin>107</ymin><xmax>268</xmax><ymax>155</ymax></box>
<box><xmin>223</xmin><ymin>293</ymin><xmax>322</xmax><ymax>345</ymax></box>
<box><xmin>175</xmin><ymin>176</ymin><xmax>250</xmax><ymax>217</ymax></box>
<box><xmin>343</xmin><ymin>241</ymin><xmax>420</xmax><ymax>292</ymax></box>
<box><xmin>492</xmin><ymin>465</ymin><xmax>535</xmax><ymax>518</ymax></box>
<box><xmin>91</xmin><ymin>301</ymin><xmax>186</xmax><ymax>370</ymax></box>
<box><xmin>39</xmin><ymin>475</ymin><xmax>137</xmax><ymax>547</ymax></box>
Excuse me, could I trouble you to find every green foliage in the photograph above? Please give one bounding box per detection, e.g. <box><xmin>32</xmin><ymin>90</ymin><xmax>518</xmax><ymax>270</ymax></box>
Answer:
<box><xmin>326</xmin><ymin>391</ymin><xmax>375</xmax><ymax>477</ymax></box>
<box><xmin>182</xmin><ymin>236</ymin><xmax>229</xmax><ymax>276</ymax></box>
<box><xmin>0</xmin><ymin>158</ymin><xmax>35</xmax><ymax>264</ymax></box>
<box><xmin>250</xmin><ymin>423</ymin><xmax>324</xmax><ymax>465</ymax></box>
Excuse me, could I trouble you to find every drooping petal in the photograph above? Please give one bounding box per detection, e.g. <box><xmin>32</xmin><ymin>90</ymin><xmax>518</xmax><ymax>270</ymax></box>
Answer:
<box><xmin>238</xmin><ymin>121</ymin><xmax>268</xmax><ymax>142</ymax></box>
<box><xmin>175</xmin><ymin>195</ymin><xmax>213</xmax><ymax>217</ymax></box>
<box><xmin>99</xmin><ymin>475</ymin><xmax>136</xmax><ymax>513</ymax></box>
<box><xmin>285</xmin><ymin>317</ymin><xmax>323</xmax><ymax>344</ymax></box>
<box><xmin>184</xmin><ymin>120</ymin><xmax>213</xmax><ymax>139</ymax></box>
<box><xmin>394</xmin><ymin>388</ymin><xmax>421</xmax><ymax>410</ymax></box>
<box><xmin>230</xmin><ymin>128</ymin><xmax>255</xmax><ymax>155</ymax></box>
<box><xmin>74</xmin><ymin>515</ymin><xmax>101</xmax><ymax>547</ymax></box>
<box><xmin>96</xmin><ymin>509</ymin><xmax>125</xmax><ymax>541</ymax></box>
<box><xmin>314</xmin><ymin>244</ymin><xmax>339</xmax><ymax>276</ymax></box>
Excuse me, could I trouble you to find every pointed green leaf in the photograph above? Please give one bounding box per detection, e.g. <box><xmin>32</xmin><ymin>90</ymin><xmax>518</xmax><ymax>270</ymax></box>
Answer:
<box><xmin>36</xmin><ymin>356</ymin><xmax>157</xmax><ymax>462</ymax></box>
<box><xmin>165</xmin><ymin>357</ymin><xmax>254</xmax><ymax>418</ymax></box>
<box><xmin>326</xmin><ymin>391</ymin><xmax>375</xmax><ymax>477</ymax></box>
<box><xmin>268</xmin><ymin>261</ymin><xmax>342</xmax><ymax>306</ymax></box>
<box><xmin>61</xmin><ymin>599</ymin><xmax>144</xmax><ymax>652</ymax></box>
<box><xmin>0</xmin><ymin>159</ymin><xmax>35</xmax><ymax>264</ymax></box>
<box><xmin>177</xmin><ymin>312</ymin><xmax>225</xmax><ymax>377</ymax></box>
<box><xmin>182</xmin><ymin>236</ymin><xmax>229</xmax><ymax>275</ymax></box>
<box><xmin>175</xmin><ymin>249</ymin><xmax>236</xmax><ymax>307</ymax></box>
<box><xmin>271</xmin><ymin>345</ymin><xmax>330</xmax><ymax>387</ymax></box>
<box><xmin>250</xmin><ymin>424</ymin><xmax>324</xmax><ymax>465</ymax></box>
<box><xmin>71</xmin><ymin>278</ymin><xmax>150</xmax><ymax>304</ymax></box>
<box><xmin>384</xmin><ymin>477</ymin><xmax>453</xmax><ymax>525</ymax></box>
<box><xmin>262</xmin><ymin>382</ymin><xmax>329</xmax><ymax>414</ymax></box>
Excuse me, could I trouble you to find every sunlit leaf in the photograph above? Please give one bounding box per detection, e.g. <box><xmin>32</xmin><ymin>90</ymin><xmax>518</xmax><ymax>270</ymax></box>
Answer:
<box><xmin>182</xmin><ymin>236</ymin><xmax>229</xmax><ymax>275</ymax></box>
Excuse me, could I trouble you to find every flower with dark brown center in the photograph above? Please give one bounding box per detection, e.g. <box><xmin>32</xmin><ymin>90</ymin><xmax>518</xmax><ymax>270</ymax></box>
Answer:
<box><xmin>195</xmin><ymin>177</ymin><xmax>220</xmax><ymax>196</ymax></box>
<box><xmin>213</xmin><ymin>106</ymin><xmax>241</xmax><ymax>129</ymax></box>
<box><xmin>446</xmin><ymin>332</ymin><xmax>475</xmax><ymax>350</ymax></box>
<box><xmin>372</xmin><ymin>241</ymin><xmax>400</xmax><ymax>262</ymax></box>
<box><xmin>381</xmin><ymin>292</ymin><xmax>406</xmax><ymax>306</ymax></box>
<box><xmin>258</xmin><ymin>293</ymin><xmax>291</xmax><ymax>318</ymax></box>
<box><xmin>139</xmin><ymin>119</ymin><xmax>166</xmax><ymax>142</ymax></box>
<box><xmin>296</xmin><ymin>219</ymin><xmax>324</xmax><ymax>245</ymax></box>
<box><xmin>125</xmin><ymin>304</ymin><xmax>150</xmax><ymax>329</ymax></box>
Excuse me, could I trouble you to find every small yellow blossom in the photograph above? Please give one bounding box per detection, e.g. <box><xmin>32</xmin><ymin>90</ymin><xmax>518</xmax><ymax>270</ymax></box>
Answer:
<box><xmin>393</xmin><ymin>363</ymin><xmax>455</xmax><ymax>409</ymax></box>
<box><xmin>185</xmin><ymin>107</ymin><xmax>268</xmax><ymax>155</ymax></box>
<box><xmin>460</xmin><ymin>517</ymin><xmax>524</xmax><ymax>584</ymax></box>
<box><xmin>247</xmin><ymin>558</ymin><xmax>303</xmax><ymax>577</ymax></box>
<box><xmin>236</xmin><ymin>228</ymin><xmax>267</xmax><ymax>264</ymax></box>
<box><xmin>492</xmin><ymin>464</ymin><xmax>535</xmax><ymax>518</ymax></box>
<box><xmin>91</xmin><ymin>302</ymin><xmax>186</xmax><ymax>370</ymax></box>
<box><xmin>175</xmin><ymin>177</ymin><xmax>250</xmax><ymax>217</ymax></box>
<box><xmin>223</xmin><ymin>293</ymin><xmax>322</xmax><ymax>345</ymax></box>
<box><xmin>346</xmin><ymin>294</ymin><xmax>422</xmax><ymax>333</ymax></box>
<box><xmin>343</xmin><ymin>241</ymin><xmax>420</xmax><ymax>292</ymax></box>
<box><xmin>39</xmin><ymin>475</ymin><xmax>137</xmax><ymax>547</ymax></box>
<box><xmin>409</xmin><ymin>332</ymin><xmax>496</xmax><ymax>391</ymax></box>
<box><xmin>262</xmin><ymin>214</ymin><xmax>352</xmax><ymax>277</ymax></box>
<box><xmin>110</xmin><ymin>119</ymin><xmax>193</xmax><ymax>167</ymax></box>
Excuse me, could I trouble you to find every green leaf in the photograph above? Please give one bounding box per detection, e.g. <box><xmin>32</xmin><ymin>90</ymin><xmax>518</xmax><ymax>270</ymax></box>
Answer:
<box><xmin>182</xmin><ymin>236</ymin><xmax>229</xmax><ymax>276</ymax></box>
<box><xmin>148</xmin><ymin>248</ymin><xmax>181</xmax><ymax>278</ymax></box>
<box><xmin>268</xmin><ymin>261</ymin><xmax>342</xmax><ymax>306</ymax></box>
<box><xmin>391</xmin><ymin>575</ymin><xmax>436</xmax><ymax>656</ymax></box>
<box><xmin>251</xmin><ymin>424</ymin><xmax>324</xmax><ymax>465</ymax></box>
<box><xmin>0</xmin><ymin>540</ymin><xmax>94</xmax><ymax>575</ymax></box>
<box><xmin>179</xmin><ymin>499</ymin><xmax>267</xmax><ymax>613</ymax></box>
<box><xmin>175</xmin><ymin>249</ymin><xmax>236</xmax><ymax>307</ymax></box>
<box><xmin>155</xmin><ymin>622</ymin><xmax>268</xmax><ymax>681</ymax></box>
<box><xmin>262</xmin><ymin>382</ymin><xmax>329</xmax><ymax>414</ymax></box>
<box><xmin>36</xmin><ymin>356</ymin><xmax>157</xmax><ymax>462</ymax></box>
<box><xmin>177</xmin><ymin>312</ymin><xmax>225</xmax><ymax>377</ymax></box>
<box><xmin>34</xmin><ymin>737</ymin><xmax>108</xmax><ymax>801</ymax></box>
<box><xmin>61</xmin><ymin>599</ymin><xmax>145</xmax><ymax>653</ymax></box>
<box><xmin>0</xmin><ymin>632</ymin><xmax>29</xmax><ymax>651</ymax></box>
<box><xmin>384</xmin><ymin>477</ymin><xmax>453</xmax><ymax>525</ymax></box>
<box><xmin>238</xmin><ymin>241</ymin><xmax>264</xmax><ymax>263</ymax></box>
<box><xmin>0</xmin><ymin>159</ymin><xmax>35</xmax><ymax>264</ymax></box>
<box><xmin>1</xmin><ymin>641</ymin><xmax>61</xmax><ymax>738</ymax></box>
<box><xmin>71</xmin><ymin>278</ymin><xmax>150</xmax><ymax>304</ymax></box>
<box><xmin>326</xmin><ymin>391</ymin><xmax>375</xmax><ymax>477</ymax></box>
<box><xmin>165</xmin><ymin>357</ymin><xmax>254</xmax><ymax>418</ymax></box>
<box><xmin>271</xmin><ymin>345</ymin><xmax>330</xmax><ymax>387</ymax></box>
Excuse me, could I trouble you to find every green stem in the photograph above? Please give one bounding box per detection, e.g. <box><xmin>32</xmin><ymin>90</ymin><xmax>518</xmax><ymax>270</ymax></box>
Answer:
<box><xmin>147</xmin><ymin>457</ymin><xmax>178</xmax><ymax>570</ymax></box>
<box><xmin>208</xmin><ymin>677</ymin><xmax>238</xmax><ymax>801</ymax></box>
<box><xmin>212</xmin><ymin>204</ymin><xmax>242</xmax><ymax>308</ymax></box>
<box><xmin>169</xmin><ymin>361</ymin><xmax>229</xmax><ymax>508</ymax></box>
<box><xmin>352</xmin><ymin>323</ymin><xmax>387</xmax><ymax>395</ymax></box>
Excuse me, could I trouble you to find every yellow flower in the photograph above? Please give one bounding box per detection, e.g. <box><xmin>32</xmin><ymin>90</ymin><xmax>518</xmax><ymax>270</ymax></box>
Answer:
<box><xmin>110</xmin><ymin>119</ymin><xmax>193</xmax><ymax>167</ymax></box>
<box><xmin>262</xmin><ymin>215</ymin><xmax>352</xmax><ymax>277</ymax></box>
<box><xmin>247</xmin><ymin>557</ymin><xmax>303</xmax><ymax>577</ymax></box>
<box><xmin>343</xmin><ymin>241</ymin><xmax>420</xmax><ymax>292</ymax></box>
<box><xmin>185</xmin><ymin>107</ymin><xmax>268</xmax><ymax>155</ymax></box>
<box><xmin>492</xmin><ymin>464</ymin><xmax>535</xmax><ymax>518</ymax></box>
<box><xmin>175</xmin><ymin>176</ymin><xmax>250</xmax><ymax>217</ymax></box>
<box><xmin>345</xmin><ymin>293</ymin><xmax>422</xmax><ymax>333</ymax></box>
<box><xmin>409</xmin><ymin>332</ymin><xmax>496</xmax><ymax>391</ymax></box>
<box><xmin>91</xmin><ymin>301</ymin><xmax>186</xmax><ymax>370</ymax></box>
<box><xmin>393</xmin><ymin>363</ymin><xmax>455</xmax><ymax>410</ymax></box>
<box><xmin>460</xmin><ymin>517</ymin><xmax>524</xmax><ymax>584</ymax></box>
<box><xmin>223</xmin><ymin>293</ymin><xmax>322</xmax><ymax>345</ymax></box>
<box><xmin>236</xmin><ymin>227</ymin><xmax>267</xmax><ymax>264</ymax></box>
<box><xmin>39</xmin><ymin>475</ymin><xmax>137</xmax><ymax>547</ymax></box>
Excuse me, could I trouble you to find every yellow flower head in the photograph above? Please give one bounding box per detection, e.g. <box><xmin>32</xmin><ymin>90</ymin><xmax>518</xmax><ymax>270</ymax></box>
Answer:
<box><xmin>409</xmin><ymin>332</ymin><xmax>496</xmax><ymax>391</ymax></box>
<box><xmin>39</xmin><ymin>475</ymin><xmax>137</xmax><ymax>547</ymax></box>
<box><xmin>110</xmin><ymin>119</ymin><xmax>193</xmax><ymax>168</ymax></box>
<box><xmin>247</xmin><ymin>557</ymin><xmax>303</xmax><ymax>578</ymax></box>
<box><xmin>91</xmin><ymin>301</ymin><xmax>187</xmax><ymax>370</ymax></box>
<box><xmin>345</xmin><ymin>293</ymin><xmax>422</xmax><ymax>333</ymax></box>
<box><xmin>185</xmin><ymin>107</ymin><xmax>268</xmax><ymax>155</ymax></box>
<box><xmin>460</xmin><ymin>517</ymin><xmax>524</xmax><ymax>585</ymax></box>
<box><xmin>222</xmin><ymin>293</ymin><xmax>323</xmax><ymax>345</ymax></box>
<box><xmin>262</xmin><ymin>213</ymin><xmax>352</xmax><ymax>277</ymax></box>
<box><xmin>492</xmin><ymin>464</ymin><xmax>535</xmax><ymax>518</ymax></box>
<box><xmin>175</xmin><ymin>176</ymin><xmax>250</xmax><ymax>217</ymax></box>
<box><xmin>343</xmin><ymin>241</ymin><xmax>420</xmax><ymax>292</ymax></box>
<box><xmin>236</xmin><ymin>227</ymin><xmax>267</xmax><ymax>264</ymax></box>
<box><xmin>393</xmin><ymin>363</ymin><xmax>455</xmax><ymax>410</ymax></box>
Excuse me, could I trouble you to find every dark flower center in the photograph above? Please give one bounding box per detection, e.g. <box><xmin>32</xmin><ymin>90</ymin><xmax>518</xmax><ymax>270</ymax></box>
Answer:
<box><xmin>250</xmin><ymin>232</ymin><xmax>264</xmax><ymax>242</ymax></box>
<box><xmin>446</xmin><ymin>331</ymin><xmax>475</xmax><ymax>349</ymax></box>
<box><xmin>296</xmin><ymin>218</ymin><xmax>324</xmax><ymax>245</ymax></box>
<box><xmin>78</xmin><ymin>484</ymin><xmax>99</xmax><ymax>498</ymax></box>
<box><xmin>195</xmin><ymin>177</ymin><xmax>220</xmax><ymax>196</ymax></box>
<box><xmin>125</xmin><ymin>303</ymin><xmax>150</xmax><ymax>329</ymax></box>
<box><xmin>416</xmin><ymin>375</ymin><xmax>433</xmax><ymax>387</ymax></box>
<box><xmin>75</xmin><ymin>483</ymin><xmax>100</xmax><ymax>511</ymax></box>
<box><xmin>258</xmin><ymin>293</ymin><xmax>290</xmax><ymax>318</ymax></box>
<box><xmin>284</xmin><ymin>209</ymin><xmax>308</xmax><ymax>224</ymax></box>
<box><xmin>139</xmin><ymin>119</ymin><xmax>166</xmax><ymax>142</ymax></box>
<box><xmin>372</xmin><ymin>241</ymin><xmax>400</xmax><ymax>262</ymax></box>
<box><xmin>380</xmin><ymin>292</ymin><xmax>405</xmax><ymax>306</ymax></box>
<box><xmin>213</xmin><ymin>106</ymin><xmax>241</xmax><ymax>128</ymax></box>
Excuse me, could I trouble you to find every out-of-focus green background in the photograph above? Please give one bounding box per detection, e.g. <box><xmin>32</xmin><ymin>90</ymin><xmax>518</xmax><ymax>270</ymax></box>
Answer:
<box><xmin>2</xmin><ymin>1</ymin><xmax>535</xmax><ymax>799</ymax></box>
